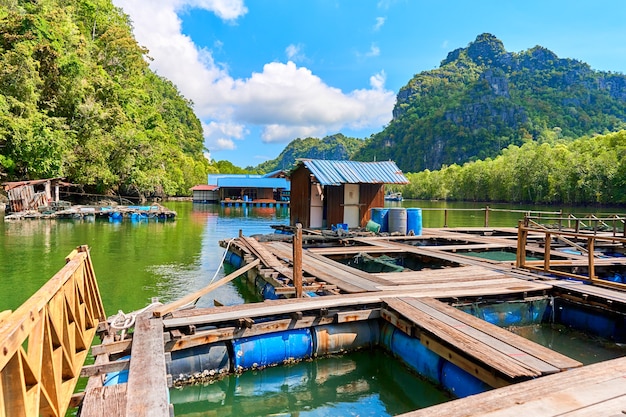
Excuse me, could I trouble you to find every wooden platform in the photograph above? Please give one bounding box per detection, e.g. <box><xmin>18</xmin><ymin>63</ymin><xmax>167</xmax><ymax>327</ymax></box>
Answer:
<box><xmin>401</xmin><ymin>356</ymin><xmax>626</xmax><ymax>417</ymax></box>
<box><xmin>74</xmin><ymin>228</ymin><xmax>626</xmax><ymax>416</ymax></box>
<box><xmin>382</xmin><ymin>297</ymin><xmax>581</xmax><ymax>387</ymax></box>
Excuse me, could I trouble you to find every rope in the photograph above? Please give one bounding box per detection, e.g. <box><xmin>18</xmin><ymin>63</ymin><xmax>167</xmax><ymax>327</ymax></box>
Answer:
<box><xmin>193</xmin><ymin>238</ymin><xmax>235</xmax><ymax>306</ymax></box>
<box><xmin>108</xmin><ymin>301</ymin><xmax>162</xmax><ymax>340</ymax></box>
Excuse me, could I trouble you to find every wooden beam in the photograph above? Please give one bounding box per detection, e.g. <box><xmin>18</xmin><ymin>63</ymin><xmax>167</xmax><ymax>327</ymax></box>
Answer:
<box><xmin>294</xmin><ymin>224</ymin><xmax>303</xmax><ymax>298</ymax></box>
<box><xmin>125</xmin><ymin>314</ymin><xmax>169</xmax><ymax>417</ymax></box>
<box><xmin>80</xmin><ymin>359</ymin><xmax>130</xmax><ymax>378</ymax></box>
<box><xmin>152</xmin><ymin>259</ymin><xmax>260</xmax><ymax>318</ymax></box>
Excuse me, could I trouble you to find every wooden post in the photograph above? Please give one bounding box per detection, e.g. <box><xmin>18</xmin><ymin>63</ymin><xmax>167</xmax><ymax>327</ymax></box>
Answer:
<box><xmin>444</xmin><ymin>209</ymin><xmax>448</xmax><ymax>228</ymax></box>
<box><xmin>293</xmin><ymin>223</ymin><xmax>303</xmax><ymax>298</ymax></box>
<box><xmin>544</xmin><ymin>232</ymin><xmax>551</xmax><ymax>272</ymax></box>
<box><xmin>588</xmin><ymin>236</ymin><xmax>595</xmax><ymax>282</ymax></box>
<box><xmin>484</xmin><ymin>206</ymin><xmax>489</xmax><ymax>227</ymax></box>
<box><xmin>516</xmin><ymin>220</ymin><xmax>527</xmax><ymax>268</ymax></box>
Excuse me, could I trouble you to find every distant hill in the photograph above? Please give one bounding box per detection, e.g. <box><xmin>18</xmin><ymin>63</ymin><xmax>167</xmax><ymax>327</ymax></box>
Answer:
<box><xmin>352</xmin><ymin>33</ymin><xmax>626</xmax><ymax>172</ymax></box>
<box><xmin>251</xmin><ymin>134</ymin><xmax>363</xmax><ymax>173</ymax></box>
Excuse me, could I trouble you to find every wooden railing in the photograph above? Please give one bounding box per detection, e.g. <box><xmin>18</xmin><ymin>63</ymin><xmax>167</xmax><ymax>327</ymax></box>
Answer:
<box><xmin>516</xmin><ymin>218</ymin><xmax>626</xmax><ymax>290</ymax></box>
<box><xmin>0</xmin><ymin>245</ymin><xmax>105</xmax><ymax>417</ymax></box>
<box><xmin>420</xmin><ymin>206</ymin><xmax>563</xmax><ymax>228</ymax></box>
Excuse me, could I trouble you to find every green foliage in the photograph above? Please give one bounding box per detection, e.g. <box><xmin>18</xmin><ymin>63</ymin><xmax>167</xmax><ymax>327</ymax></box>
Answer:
<box><xmin>402</xmin><ymin>130</ymin><xmax>626</xmax><ymax>205</ymax></box>
<box><xmin>0</xmin><ymin>0</ymin><xmax>209</xmax><ymax>197</ymax></box>
<box><xmin>252</xmin><ymin>133</ymin><xmax>364</xmax><ymax>173</ymax></box>
<box><xmin>353</xmin><ymin>33</ymin><xmax>626</xmax><ymax>174</ymax></box>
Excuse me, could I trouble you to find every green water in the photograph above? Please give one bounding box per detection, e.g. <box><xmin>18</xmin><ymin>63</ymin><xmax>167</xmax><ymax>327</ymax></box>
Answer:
<box><xmin>171</xmin><ymin>350</ymin><xmax>451</xmax><ymax>417</ymax></box>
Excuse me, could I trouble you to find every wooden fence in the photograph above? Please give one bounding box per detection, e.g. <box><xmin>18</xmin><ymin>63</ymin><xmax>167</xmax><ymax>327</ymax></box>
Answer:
<box><xmin>0</xmin><ymin>245</ymin><xmax>105</xmax><ymax>417</ymax></box>
<box><xmin>516</xmin><ymin>218</ymin><xmax>626</xmax><ymax>290</ymax></box>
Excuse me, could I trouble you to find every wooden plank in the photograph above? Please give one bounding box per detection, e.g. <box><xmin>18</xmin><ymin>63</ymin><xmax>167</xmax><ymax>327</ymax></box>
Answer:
<box><xmin>383</xmin><ymin>297</ymin><xmax>540</xmax><ymax>379</ymax></box>
<box><xmin>152</xmin><ymin>259</ymin><xmax>260</xmax><ymax>317</ymax></box>
<box><xmin>375</xmin><ymin>277</ymin><xmax>549</xmax><ymax>292</ymax></box>
<box><xmin>125</xmin><ymin>314</ymin><xmax>169</xmax><ymax>417</ymax></box>
<box><xmin>416</xmin><ymin>297</ymin><xmax>581</xmax><ymax>371</ymax></box>
<box><xmin>168</xmin><ymin>315</ymin><xmax>336</xmax><ymax>350</ymax></box>
<box><xmin>79</xmin><ymin>384</ymin><xmax>127</xmax><ymax>417</ymax></box>
<box><xmin>80</xmin><ymin>359</ymin><xmax>130</xmax><ymax>378</ymax></box>
<box><xmin>90</xmin><ymin>339</ymin><xmax>132</xmax><ymax>357</ymax></box>
<box><xmin>403</xmin><ymin>297</ymin><xmax>577</xmax><ymax>373</ymax></box>
<box><xmin>398</xmin><ymin>352</ymin><xmax>626</xmax><ymax>417</ymax></box>
<box><xmin>307</xmin><ymin>246</ymin><xmax>406</xmax><ymax>255</ymax></box>
<box><xmin>267</xmin><ymin>242</ymin><xmax>369</xmax><ymax>293</ymax></box>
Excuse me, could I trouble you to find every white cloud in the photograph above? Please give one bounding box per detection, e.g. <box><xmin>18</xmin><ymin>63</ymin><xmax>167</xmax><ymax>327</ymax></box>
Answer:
<box><xmin>285</xmin><ymin>43</ymin><xmax>305</xmax><ymax>62</ymax></box>
<box><xmin>366</xmin><ymin>44</ymin><xmax>381</xmax><ymax>57</ymax></box>
<box><xmin>202</xmin><ymin>120</ymin><xmax>247</xmax><ymax>151</ymax></box>
<box><xmin>112</xmin><ymin>0</ymin><xmax>395</xmax><ymax>151</ymax></box>
<box><xmin>374</xmin><ymin>17</ymin><xmax>386</xmax><ymax>31</ymax></box>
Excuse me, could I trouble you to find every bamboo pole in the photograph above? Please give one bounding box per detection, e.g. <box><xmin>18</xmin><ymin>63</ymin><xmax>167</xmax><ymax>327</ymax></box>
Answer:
<box><xmin>152</xmin><ymin>259</ymin><xmax>260</xmax><ymax>317</ymax></box>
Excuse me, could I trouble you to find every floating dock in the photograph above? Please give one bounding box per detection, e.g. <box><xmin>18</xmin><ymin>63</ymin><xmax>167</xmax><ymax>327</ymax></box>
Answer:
<box><xmin>3</xmin><ymin>217</ymin><xmax>626</xmax><ymax>416</ymax></box>
<box><xmin>4</xmin><ymin>203</ymin><xmax>177</xmax><ymax>221</ymax></box>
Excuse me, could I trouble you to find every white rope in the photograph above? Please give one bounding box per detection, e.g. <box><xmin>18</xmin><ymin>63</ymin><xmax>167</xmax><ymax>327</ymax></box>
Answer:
<box><xmin>193</xmin><ymin>238</ymin><xmax>235</xmax><ymax>306</ymax></box>
<box><xmin>108</xmin><ymin>301</ymin><xmax>162</xmax><ymax>340</ymax></box>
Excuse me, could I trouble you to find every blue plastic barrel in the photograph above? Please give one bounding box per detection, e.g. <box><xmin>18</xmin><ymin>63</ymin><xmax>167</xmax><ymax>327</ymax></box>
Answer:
<box><xmin>388</xmin><ymin>208</ymin><xmax>407</xmax><ymax>234</ymax></box>
<box><xmin>406</xmin><ymin>208</ymin><xmax>423</xmax><ymax>236</ymax></box>
<box><xmin>313</xmin><ymin>321</ymin><xmax>380</xmax><ymax>356</ymax></box>
<box><xmin>224</xmin><ymin>251</ymin><xmax>243</xmax><ymax>268</ymax></box>
<box><xmin>167</xmin><ymin>343</ymin><xmax>231</xmax><ymax>377</ymax></box>
<box><xmin>370</xmin><ymin>208</ymin><xmax>389</xmax><ymax>232</ymax></box>
<box><xmin>441</xmin><ymin>361</ymin><xmax>491</xmax><ymax>398</ymax></box>
<box><xmin>387</xmin><ymin>326</ymin><xmax>441</xmax><ymax>383</ymax></box>
<box><xmin>232</xmin><ymin>329</ymin><xmax>313</xmax><ymax>370</ymax></box>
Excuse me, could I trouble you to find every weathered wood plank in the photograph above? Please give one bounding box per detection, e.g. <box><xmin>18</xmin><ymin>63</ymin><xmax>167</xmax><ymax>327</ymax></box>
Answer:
<box><xmin>125</xmin><ymin>314</ymin><xmax>169</xmax><ymax>417</ymax></box>
<box><xmin>416</xmin><ymin>297</ymin><xmax>581</xmax><ymax>371</ymax></box>
<box><xmin>398</xmin><ymin>351</ymin><xmax>626</xmax><ymax>417</ymax></box>
<box><xmin>383</xmin><ymin>297</ymin><xmax>541</xmax><ymax>379</ymax></box>
<box><xmin>80</xmin><ymin>384</ymin><xmax>127</xmax><ymax>417</ymax></box>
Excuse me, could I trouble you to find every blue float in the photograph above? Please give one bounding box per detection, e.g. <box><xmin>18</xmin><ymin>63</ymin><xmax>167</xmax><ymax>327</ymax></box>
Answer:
<box><xmin>168</xmin><ymin>343</ymin><xmax>231</xmax><ymax>377</ymax></box>
<box><xmin>232</xmin><ymin>329</ymin><xmax>313</xmax><ymax>370</ymax></box>
<box><xmin>371</xmin><ymin>208</ymin><xmax>389</xmax><ymax>233</ymax></box>
<box><xmin>406</xmin><ymin>208</ymin><xmax>423</xmax><ymax>236</ymax></box>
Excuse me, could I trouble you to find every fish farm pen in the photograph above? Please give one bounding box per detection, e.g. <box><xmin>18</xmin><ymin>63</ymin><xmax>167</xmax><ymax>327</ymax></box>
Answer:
<box><xmin>2</xmin><ymin>213</ymin><xmax>626</xmax><ymax>416</ymax></box>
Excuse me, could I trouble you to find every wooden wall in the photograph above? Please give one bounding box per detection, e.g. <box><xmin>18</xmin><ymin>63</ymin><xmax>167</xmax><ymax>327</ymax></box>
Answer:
<box><xmin>325</xmin><ymin>185</ymin><xmax>344</xmax><ymax>227</ymax></box>
<box><xmin>289</xmin><ymin>165</ymin><xmax>311</xmax><ymax>226</ymax></box>
<box><xmin>359</xmin><ymin>184</ymin><xmax>384</xmax><ymax>227</ymax></box>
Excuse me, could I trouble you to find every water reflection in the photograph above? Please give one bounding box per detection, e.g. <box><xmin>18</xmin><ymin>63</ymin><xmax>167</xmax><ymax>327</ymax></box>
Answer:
<box><xmin>171</xmin><ymin>350</ymin><xmax>451</xmax><ymax>417</ymax></box>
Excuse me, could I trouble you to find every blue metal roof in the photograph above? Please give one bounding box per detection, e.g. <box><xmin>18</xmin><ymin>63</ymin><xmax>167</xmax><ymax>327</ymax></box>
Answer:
<box><xmin>298</xmin><ymin>159</ymin><xmax>408</xmax><ymax>186</ymax></box>
<box><xmin>208</xmin><ymin>174</ymin><xmax>263</xmax><ymax>186</ymax></box>
<box><xmin>217</xmin><ymin>177</ymin><xmax>290</xmax><ymax>190</ymax></box>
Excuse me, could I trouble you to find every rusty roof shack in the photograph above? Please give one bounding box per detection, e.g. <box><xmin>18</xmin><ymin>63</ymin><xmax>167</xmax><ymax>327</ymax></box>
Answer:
<box><xmin>3</xmin><ymin>178</ymin><xmax>72</xmax><ymax>214</ymax></box>
<box><xmin>289</xmin><ymin>159</ymin><xmax>408</xmax><ymax>229</ymax></box>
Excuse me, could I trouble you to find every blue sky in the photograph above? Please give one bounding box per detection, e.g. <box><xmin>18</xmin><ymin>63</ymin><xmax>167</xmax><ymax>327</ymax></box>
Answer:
<box><xmin>112</xmin><ymin>0</ymin><xmax>626</xmax><ymax>168</ymax></box>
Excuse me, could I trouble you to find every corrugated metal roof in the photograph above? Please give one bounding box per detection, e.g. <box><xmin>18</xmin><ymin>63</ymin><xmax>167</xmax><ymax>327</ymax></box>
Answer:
<box><xmin>217</xmin><ymin>177</ymin><xmax>290</xmax><ymax>189</ymax></box>
<box><xmin>298</xmin><ymin>159</ymin><xmax>408</xmax><ymax>186</ymax></box>
<box><xmin>190</xmin><ymin>184</ymin><xmax>219</xmax><ymax>191</ymax></box>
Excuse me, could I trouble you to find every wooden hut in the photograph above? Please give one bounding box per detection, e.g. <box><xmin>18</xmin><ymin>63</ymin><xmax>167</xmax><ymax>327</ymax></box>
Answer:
<box><xmin>3</xmin><ymin>178</ymin><xmax>71</xmax><ymax>213</ymax></box>
<box><xmin>288</xmin><ymin>159</ymin><xmax>408</xmax><ymax>229</ymax></box>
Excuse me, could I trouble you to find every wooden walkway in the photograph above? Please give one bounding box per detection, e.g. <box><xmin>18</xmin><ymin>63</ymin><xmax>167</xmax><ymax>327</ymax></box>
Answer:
<box><xmin>382</xmin><ymin>297</ymin><xmax>581</xmax><ymax>387</ymax></box>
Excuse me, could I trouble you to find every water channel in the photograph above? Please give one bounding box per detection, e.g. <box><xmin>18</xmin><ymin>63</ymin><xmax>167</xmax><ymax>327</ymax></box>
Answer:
<box><xmin>2</xmin><ymin>200</ymin><xmax>625</xmax><ymax>416</ymax></box>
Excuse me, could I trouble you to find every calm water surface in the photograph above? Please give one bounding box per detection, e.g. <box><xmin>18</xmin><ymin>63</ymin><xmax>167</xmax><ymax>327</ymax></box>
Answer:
<box><xmin>2</xmin><ymin>200</ymin><xmax>625</xmax><ymax>416</ymax></box>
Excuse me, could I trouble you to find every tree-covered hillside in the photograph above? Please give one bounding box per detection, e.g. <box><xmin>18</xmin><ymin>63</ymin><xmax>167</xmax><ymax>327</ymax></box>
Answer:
<box><xmin>252</xmin><ymin>134</ymin><xmax>363</xmax><ymax>173</ymax></box>
<box><xmin>0</xmin><ymin>0</ymin><xmax>210</xmax><ymax>198</ymax></box>
<box><xmin>402</xmin><ymin>130</ymin><xmax>626</xmax><ymax>205</ymax></box>
<box><xmin>353</xmin><ymin>33</ymin><xmax>626</xmax><ymax>172</ymax></box>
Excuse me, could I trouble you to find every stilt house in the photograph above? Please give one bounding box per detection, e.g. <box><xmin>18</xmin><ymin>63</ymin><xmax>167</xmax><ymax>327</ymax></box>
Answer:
<box><xmin>288</xmin><ymin>159</ymin><xmax>408</xmax><ymax>229</ymax></box>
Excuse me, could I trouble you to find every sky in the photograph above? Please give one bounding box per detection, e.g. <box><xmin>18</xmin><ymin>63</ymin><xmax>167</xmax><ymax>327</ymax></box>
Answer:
<box><xmin>111</xmin><ymin>0</ymin><xmax>626</xmax><ymax>168</ymax></box>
